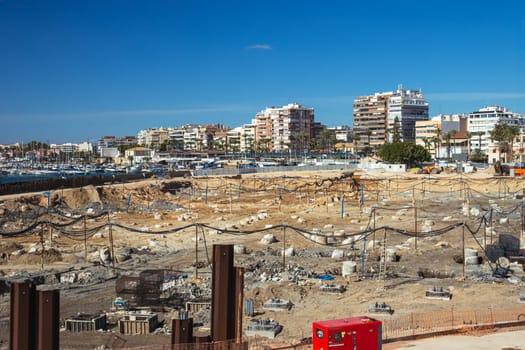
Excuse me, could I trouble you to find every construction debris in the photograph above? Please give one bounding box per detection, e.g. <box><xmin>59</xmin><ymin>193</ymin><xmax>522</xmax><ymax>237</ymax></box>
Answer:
<box><xmin>425</xmin><ymin>287</ymin><xmax>452</xmax><ymax>301</ymax></box>
<box><xmin>319</xmin><ymin>283</ymin><xmax>346</xmax><ymax>293</ymax></box>
<box><xmin>245</xmin><ymin>319</ymin><xmax>282</xmax><ymax>339</ymax></box>
<box><xmin>263</xmin><ymin>298</ymin><xmax>293</xmax><ymax>311</ymax></box>
<box><xmin>368</xmin><ymin>302</ymin><xmax>394</xmax><ymax>315</ymax></box>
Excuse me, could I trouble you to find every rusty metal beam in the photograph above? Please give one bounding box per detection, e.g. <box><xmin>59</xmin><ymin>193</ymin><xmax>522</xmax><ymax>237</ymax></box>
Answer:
<box><xmin>10</xmin><ymin>282</ymin><xmax>36</xmax><ymax>350</ymax></box>
<box><xmin>234</xmin><ymin>267</ymin><xmax>244</xmax><ymax>344</ymax></box>
<box><xmin>36</xmin><ymin>289</ymin><xmax>60</xmax><ymax>350</ymax></box>
<box><xmin>211</xmin><ymin>244</ymin><xmax>235</xmax><ymax>342</ymax></box>
<box><xmin>171</xmin><ymin>318</ymin><xmax>194</xmax><ymax>345</ymax></box>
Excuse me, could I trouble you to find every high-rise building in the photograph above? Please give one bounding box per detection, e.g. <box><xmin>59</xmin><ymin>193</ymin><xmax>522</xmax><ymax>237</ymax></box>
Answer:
<box><xmin>353</xmin><ymin>92</ymin><xmax>392</xmax><ymax>151</ymax></box>
<box><xmin>253</xmin><ymin>103</ymin><xmax>315</xmax><ymax>153</ymax></box>
<box><xmin>387</xmin><ymin>86</ymin><xmax>429</xmax><ymax>143</ymax></box>
<box><xmin>353</xmin><ymin>86</ymin><xmax>429</xmax><ymax>153</ymax></box>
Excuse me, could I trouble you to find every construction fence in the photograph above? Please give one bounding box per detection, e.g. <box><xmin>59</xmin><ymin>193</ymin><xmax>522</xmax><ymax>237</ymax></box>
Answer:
<box><xmin>381</xmin><ymin>305</ymin><xmax>525</xmax><ymax>340</ymax></box>
<box><xmin>108</xmin><ymin>306</ymin><xmax>525</xmax><ymax>350</ymax></box>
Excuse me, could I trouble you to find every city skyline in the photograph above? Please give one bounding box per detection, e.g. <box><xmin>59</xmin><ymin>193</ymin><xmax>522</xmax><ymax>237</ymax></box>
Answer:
<box><xmin>1</xmin><ymin>0</ymin><xmax>524</xmax><ymax>144</ymax></box>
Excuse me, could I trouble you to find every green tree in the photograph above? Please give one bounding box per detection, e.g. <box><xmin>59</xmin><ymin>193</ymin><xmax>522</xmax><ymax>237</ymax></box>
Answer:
<box><xmin>444</xmin><ymin>132</ymin><xmax>452</xmax><ymax>160</ymax></box>
<box><xmin>392</xmin><ymin>117</ymin><xmax>402</xmax><ymax>143</ymax></box>
<box><xmin>489</xmin><ymin>123</ymin><xmax>520</xmax><ymax>162</ymax></box>
<box><xmin>466</xmin><ymin>131</ymin><xmax>472</xmax><ymax>159</ymax></box>
<box><xmin>365</xmin><ymin>130</ymin><xmax>372</xmax><ymax>156</ymax></box>
<box><xmin>378</xmin><ymin>142</ymin><xmax>431</xmax><ymax>168</ymax></box>
<box><xmin>422</xmin><ymin>137</ymin><xmax>431</xmax><ymax>153</ymax></box>
<box><xmin>353</xmin><ymin>134</ymin><xmax>361</xmax><ymax>154</ymax></box>
<box><xmin>158</xmin><ymin>140</ymin><xmax>169</xmax><ymax>152</ymax></box>
<box><xmin>320</xmin><ymin>129</ymin><xmax>336</xmax><ymax>153</ymax></box>
<box><xmin>118</xmin><ymin>143</ymin><xmax>137</xmax><ymax>154</ymax></box>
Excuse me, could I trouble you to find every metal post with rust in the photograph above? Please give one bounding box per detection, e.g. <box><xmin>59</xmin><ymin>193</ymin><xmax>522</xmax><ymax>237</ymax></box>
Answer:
<box><xmin>195</xmin><ymin>224</ymin><xmax>199</xmax><ymax>279</ymax></box>
<box><xmin>40</xmin><ymin>224</ymin><xmax>45</xmax><ymax>271</ymax></box>
<box><xmin>83</xmin><ymin>215</ymin><xmax>87</xmax><ymax>260</ymax></box>
<box><xmin>10</xmin><ymin>282</ymin><xmax>37</xmax><ymax>350</ymax></box>
<box><xmin>211</xmin><ymin>244</ymin><xmax>235</xmax><ymax>342</ymax></box>
<box><xmin>414</xmin><ymin>206</ymin><xmax>418</xmax><ymax>252</ymax></box>
<box><xmin>171</xmin><ymin>317</ymin><xmax>193</xmax><ymax>347</ymax></box>
<box><xmin>462</xmin><ymin>222</ymin><xmax>465</xmax><ymax>280</ymax></box>
<box><xmin>282</xmin><ymin>224</ymin><xmax>287</xmax><ymax>270</ymax></box>
<box><xmin>108</xmin><ymin>212</ymin><xmax>116</xmax><ymax>274</ymax></box>
<box><xmin>372</xmin><ymin>208</ymin><xmax>376</xmax><ymax>250</ymax></box>
<box><xmin>229</xmin><ymin>183</ymin><xmax>233</xmax><ymax>214</ymax></box>
<box><xmin>36</xmin><ymin>289</ymin><xmax>60</xmax><ymax>350</ymax></box>
<box><xmin>235</xmin><ymin>267</ymin><xmax>244</xmax><ymax>344</ymax></box>
<box><xmin>490</xmin><ymin>208</ymin><xmax>493</xmax><ymax>245</ymax></box>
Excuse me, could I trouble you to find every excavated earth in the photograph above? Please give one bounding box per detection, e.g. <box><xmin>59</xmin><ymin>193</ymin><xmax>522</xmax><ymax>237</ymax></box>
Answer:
<box><xmin>0</xmin><ymin>167</ymin><xmax>525</xmax><ymax>349</ymax></box>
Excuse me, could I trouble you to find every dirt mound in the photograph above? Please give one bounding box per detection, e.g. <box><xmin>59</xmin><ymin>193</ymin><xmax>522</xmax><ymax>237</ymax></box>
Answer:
<box><xmin>10</xmin><ymin>248</ymin><xmax>63</xmax><ymax>265</ymax></box>
<box><xmin>61</xmin><ymin>185</ymin><xmax>101</xmax><ymax>208</ymax></box>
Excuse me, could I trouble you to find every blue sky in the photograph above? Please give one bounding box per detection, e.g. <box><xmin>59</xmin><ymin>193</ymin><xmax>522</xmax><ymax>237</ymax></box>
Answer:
<box><xmin>1</xmin><ymin>0</ymin><xmax>524</xmax><ymax>144</ymax></box>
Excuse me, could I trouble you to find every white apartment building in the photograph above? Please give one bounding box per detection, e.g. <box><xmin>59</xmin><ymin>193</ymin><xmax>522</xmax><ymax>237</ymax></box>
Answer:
<box><xmin>387</xmin><ymin>86</ymin><xmax>429</xmax><ymax>143</ymax></box>
<box><xmin>183</xmin><ymin>126</ymin><xmax>200</xmax><ymax>151</ymax></box>
<box><xmin>467</xmin><ymin>106</ymin><xmax>525</xmax><ymax>157</ymax></box>
<box><xmin>353</xmin><ymin>86</ymin><xmax>428</xmax><ymax>152</ymax></box>
<box><xmin>77</xmin><ymin>142</ymin><xmax>94</xmax><ymax>153</ymax></box>
<box><xmin>137</xmin><ymin>127</ymin><xmax>172</xmax><ymax>149</ymax></box>
<box><xmin>240</xmin><ymin>124</ymin><xmax>256</xmax><ymax>153</ymax></box>
<box><xmin>253</xmin><ymin>103</ymin><xmax>315</xmax><ymax>153</ymax></box>
<box><xmin>168</xmin><ymin>129</ymin><xmax>185</xmax><ymax>149</ymax></box>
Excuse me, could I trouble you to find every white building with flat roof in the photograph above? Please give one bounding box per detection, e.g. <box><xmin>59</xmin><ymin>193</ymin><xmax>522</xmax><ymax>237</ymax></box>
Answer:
<box><xmin>467</xmin><ymin>106</ymin><xmax>524</xmax><ymax>156</ymax></box>
<box><xmin>387</xmin><ymin>85</ymin><xmax>429</xmax><ymax>143</ymax></box>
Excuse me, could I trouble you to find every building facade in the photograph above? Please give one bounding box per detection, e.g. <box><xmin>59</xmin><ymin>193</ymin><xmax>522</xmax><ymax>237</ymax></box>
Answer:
<box><xmin>353</xmin><ymin>92</ymin><xmax>392</xmax><ymax>151</ymax></box>
<box><xmin>253</xmin><ymin>103</ymin><xmax>315</xmax><ymax>153</ymax></box>
<box><xmin>387</xmin><ymin>86</ymin><xmax>429</xmax><ymax>143</ymax></box>
<box><xmin>353</xmin><ymin>86</ymin><xmax>429</xmax><ymax>154</ymax></box>
<box><xmin>137</xmin><ymin>128</ymin><xmax>172</xmax><ymax>149</ymax></box>
<box><xmin>467</xmin><ymin>106</ymin><xmax>524</xmax><ymax>158</ymax></box>
<box><xmin>415</xmin><ymin>114</ymin><xmax>467</xmax><ymax>159</ymax></box>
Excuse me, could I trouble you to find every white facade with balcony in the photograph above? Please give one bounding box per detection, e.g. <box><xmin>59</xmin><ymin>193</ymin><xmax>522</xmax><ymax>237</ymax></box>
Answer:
<box><xmin>467</xmin><ymin>106</ymin><xmax>525</xmax><ymax>157</ymax></box>
<box><xmin>387</xmin><ymin>86</ymin><xmax>429</xmax><ymax>143</ymax></box>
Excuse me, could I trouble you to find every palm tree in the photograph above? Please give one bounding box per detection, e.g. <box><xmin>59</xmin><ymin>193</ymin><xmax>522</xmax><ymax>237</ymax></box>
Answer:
<box><xmin>365</xmin><ymin>130</ymin><xmax>372</xmax><ymax>156</ymax></box>
<box><xmin>490</xmin><ymin>123</ymin><xmax>520</xmax><ymax>162</ymax></box>
<box><xmin>444</xmin><ymin>132</ymin><xmax>452</xmax><ymax>160</ymax></box>
<box><xmin>431</xmin><ymin>136</ymin><xmax>439</xmax><ymax>160</ymax></box>
<box><xmin>353</xmin><ymin>135</ymin><xmax>361</xmax><ymax>155</ymax></box>
<box><xmin>434</xmin><ymin>127</ymin><xmax>442</xmax><ymax>159</ymax></box>
<box><xmin>472</xmin><ymin>131</ymin><xmax>483</xmax><ymax>153</ymax></box>
<box><xmin>507</xmin><ymin>125</ymin><xmax>520</xmax><ymax>161</ymax></box>
<box><xmin>422</xmin><ymin>137</ymin><xmax>431</xmax><ymax>153</ymax></box>
<box><xmin>450</xmin><ymin>130</ymin><xmax>457</xmax><ymax>157</ymax></box>
<box><xmin>392</xmin><ymin>117</ymin><xmax>401</xmax><ymax>143</ymax></box>
<box><xmin>466</xmin><ymin>132</ymin><xmax>472</xmax><ymax>159</ymax></box>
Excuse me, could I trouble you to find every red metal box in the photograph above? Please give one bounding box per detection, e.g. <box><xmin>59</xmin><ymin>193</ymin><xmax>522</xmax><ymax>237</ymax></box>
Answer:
<box><xmin>312</xmin><ymin>316</ymin><xmax>382</xmax><ymax>350</ymax></box>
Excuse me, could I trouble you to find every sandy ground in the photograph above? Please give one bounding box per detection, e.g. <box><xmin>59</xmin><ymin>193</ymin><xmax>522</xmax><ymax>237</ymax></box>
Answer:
<box><xmin>385</xmin><ymin>329</ymin><xmax>525</xmax><ymax>349</ymax></box>
<box><xmin>1</xmin><ymin>167</ymin><xmax>525</xmax><ymax>349</ymax></box>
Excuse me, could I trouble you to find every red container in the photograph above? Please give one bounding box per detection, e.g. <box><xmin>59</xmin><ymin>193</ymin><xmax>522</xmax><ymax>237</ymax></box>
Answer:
<box><xmin>312</xmin><ymin>316</ymin><xmax>382</xmax><ymax>350</ymax></box>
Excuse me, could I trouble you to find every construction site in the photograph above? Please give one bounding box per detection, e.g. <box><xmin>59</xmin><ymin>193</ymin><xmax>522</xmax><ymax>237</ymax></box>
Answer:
<box><xmin>1</xmin><ymin>167</ymin><xmax>525</xmax><ymax>349</ymax></box>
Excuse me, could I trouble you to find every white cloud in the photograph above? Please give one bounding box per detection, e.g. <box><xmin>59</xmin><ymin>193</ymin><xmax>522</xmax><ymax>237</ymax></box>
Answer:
<box><xmin>246</xmin><ymin>44</ymin><xmax>272</xmax><ymax>50</ymax></box>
